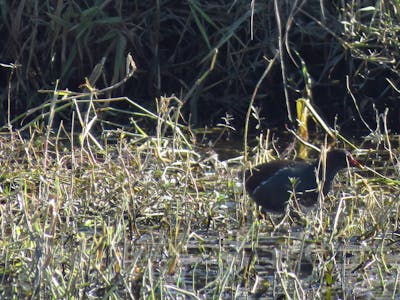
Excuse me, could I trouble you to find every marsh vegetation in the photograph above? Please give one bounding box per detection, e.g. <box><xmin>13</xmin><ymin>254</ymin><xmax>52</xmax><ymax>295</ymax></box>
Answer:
<box><xmin>1</xmin><ymin>1</ymin><xmax>400</xmax><ymax>299</ymax></box>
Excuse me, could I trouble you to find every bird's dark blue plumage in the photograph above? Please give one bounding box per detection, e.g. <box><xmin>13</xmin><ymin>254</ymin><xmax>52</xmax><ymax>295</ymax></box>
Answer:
<box><xmin>245</xmin><ymin>150</ymin><xmax>361</xmax><ymax>212</ymax></box>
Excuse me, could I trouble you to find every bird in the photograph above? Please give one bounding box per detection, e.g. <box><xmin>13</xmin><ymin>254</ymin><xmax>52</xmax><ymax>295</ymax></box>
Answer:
<box><xmin>244</xmin><ymin>149</ymin><xmax>361</xmax><ymax>213</ymax></box>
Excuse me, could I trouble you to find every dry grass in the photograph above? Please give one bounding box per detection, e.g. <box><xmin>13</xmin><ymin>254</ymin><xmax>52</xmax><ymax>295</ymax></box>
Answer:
<box><xmin>1</xmin><ymin>1</ymin><xmax>400</xmax><ymax>298</ymax></box>
<box><xmin>1</xmin><ymin>90</ymin><xmax>400</xmax><ymax>299</ymax></box>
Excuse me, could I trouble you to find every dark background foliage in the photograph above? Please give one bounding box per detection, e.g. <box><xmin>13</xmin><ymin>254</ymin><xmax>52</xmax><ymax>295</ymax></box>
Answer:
<box><xmin>1</xmin><ymin>0</ymin><xmax>399</xmax><ymax>133</ymax></box>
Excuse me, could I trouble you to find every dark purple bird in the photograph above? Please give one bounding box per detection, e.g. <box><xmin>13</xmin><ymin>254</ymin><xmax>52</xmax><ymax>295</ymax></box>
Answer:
<box><xmin>245</xmin><ymin>150</ymin><xmax>361</xmax><ymax>212</ymax></box>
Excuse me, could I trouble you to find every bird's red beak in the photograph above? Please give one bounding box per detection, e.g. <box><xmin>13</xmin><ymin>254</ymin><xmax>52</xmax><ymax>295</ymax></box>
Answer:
<box><xmin>349</xmin><ymin>156</ymin><xmax>363</xmax><ymax>169</ymax></box>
